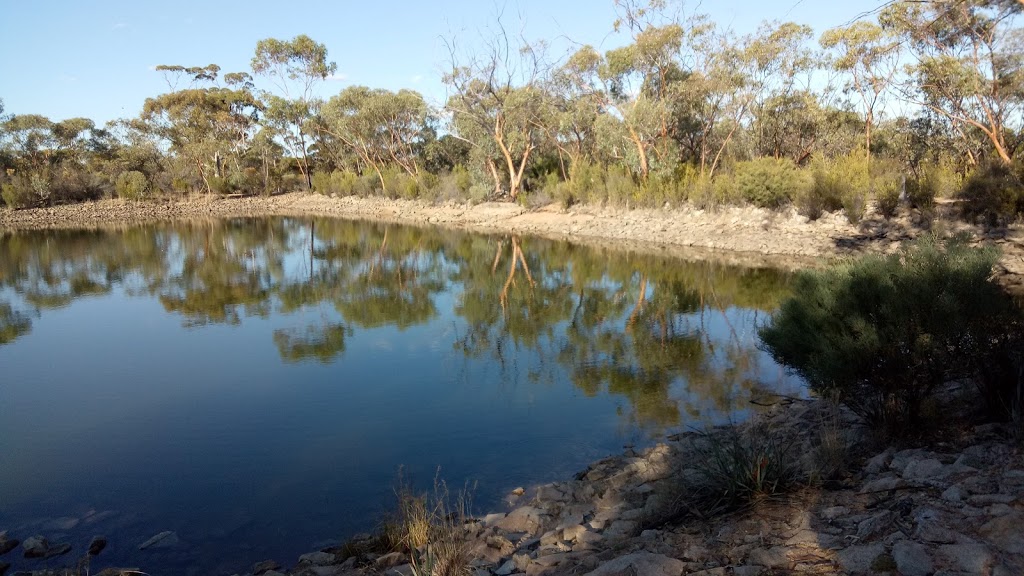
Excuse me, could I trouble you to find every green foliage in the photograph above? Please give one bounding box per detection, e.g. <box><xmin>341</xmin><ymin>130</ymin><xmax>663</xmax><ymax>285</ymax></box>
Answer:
<box><xmin>957</xmin><ymin>160</ymin><xmax>1024</xmax><ymax>226</ymax></box>
<box><xmin>691</xmin><ymin>423</ymin><xmax>800</xmax><ymax>512</ymax></box>
<box><xmin>115</xmin><ymin>171</ymin><xmax>150</xmax><ymax>201</ymax></box>
<box><xmin>875</xmin><ymin>177</ymin><xmax>901</xmax><ymax>218</ymax></box>
<box><xmin>759</xmin><ymin>236</ymin><xmax>1016</xmax><ymax>436</ymax></box>
<box><xmin>1</xmin><ymin>175</ymin><xmax>36</xmax><ymax>208</ymax></box>
<box><xmin>733</xmin><ymin>157</ymin><xmax>808</xmax><ymax>209</ymax></box>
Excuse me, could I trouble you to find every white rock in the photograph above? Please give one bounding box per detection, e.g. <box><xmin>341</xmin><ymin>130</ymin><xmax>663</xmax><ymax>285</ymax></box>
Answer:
<box><xmin>892</xmin><ymin>540</ymin><xmax>933</xmax><ymax>576</ymax></box>
<box><xmin>583</xmin><ymin>552</ymin><xmax>686</xmax><ymax>576</ymax></box>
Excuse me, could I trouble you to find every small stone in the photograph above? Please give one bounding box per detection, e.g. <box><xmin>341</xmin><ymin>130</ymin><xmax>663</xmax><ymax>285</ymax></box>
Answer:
<box><xmin>937</xmin><ymin>543</ymin><xmax>994</xmax><ymax>574</ymax></box>
<box><xmin>864</xmin><ymin>449</ymin><xmax>894</xmax><ymax>474</ymax></box>
<box><xmin>731</xmin><ymin>567</ymin><xmax>763</xmax><ymax>576</ymax></box>
<box><xmin>892</xmin><ymin>540</ymin><xmax>933</xmax><ymax>576</ymax></box>
<box><xmin>820</xmin><ymin>506</ymin><xmax>849</xmax><ymax>521</ymax></box>
<box><xmin>861</xmin><ymin>475</ymin><xmax>905</xmax><ymax>493</ymax></box>
<box><xmin>836</xmin><ymin>543</ymin><xmax>886</xmax><ymax>574</ymax></box>
<box><xmin>22</xmin><ymin>535</ymin><xmax>48</xmax><ymax>558</ymax></box>
<box><xmin>139</xmin><ymin>530</ymin><xmax>179</xmax><ymax>550</ymax></box>
<box><xmin>376</xmin><ymin>552</ymin><xmax>407</xmax><ymax>569</ymax></box>
<box><xmin>562</xmin><ymin>524</ymin><xmax>587</xmax><ymax>542</ymax></box>
<box><xmin>495</xmin><ymin>559</ymin><xmax>517</xmax><ymax>575</ymax></box>
<box><xmin>88</xmin><ymin>536</ymin><xmax>108</xmax><ymax>556</ymax></box>
<box><xmin>0</xmin><ymin>534</ymin><xmax>18</xmax><ymax>556</ymax></box>
<box><xmin>481</xmin><ymin>513</ymin><xmax>507</xmax><ymax>527</ymax></box>
<box><xmin>980</xmin><ymin>511</ymin><xmax>1024</xmax><ymax>553</ymax></box>
<box><xmin>747</xmin><ymin>547</ymin><xmax>791</xmax><ymax>569</ymax></box>
<box><xmin>252</xmin><ymin>559</ymin><xmax>282</xmax><ymax>575</ymax></box>
<box><xmin>511</xmin><ymin>487</ymin><xmax>525</xmax><ymax>496</ymax></box>
<box><xmin>856</xmin><ymin>511</ymin><xmax>894</xmax><ymax>540</ymax></box>
<box><xmin>513</xmin><ymin>553</ymin><xmax>531</xmax><ymax>571</ymax></box>
<box><xmin>44</xmin><ymin>542</ymin><xmax>72</xmax><ymax>558</ymax></box>
<box><xmin>941</xmin><ymin>485</ymin><xmax>964</xmax><ymax>503</ymax></box>
<box><xmin>386</xmin><ymin>564</ymin><xmax>415</xmax><ymax>576</ymax></box>
<box><xmin>299</xmin><ymin>550</ymin><xmax>336</xmax><ymax>566</ymax></box>
<box><xmin>583</xmin><ymin>552</ymin><xmax>686</xmax><ymax>576</ymax></box>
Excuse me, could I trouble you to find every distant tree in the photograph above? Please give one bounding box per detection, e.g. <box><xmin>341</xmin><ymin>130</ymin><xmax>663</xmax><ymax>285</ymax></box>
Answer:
<box><xmin>881</xmin><ymin>0</ymin><xmax>1023</xmax><ymax>164</ymax></box>
<box><xmin>251</xmin><ymin>35</ymin><xmax>337</xmax><ymax>189</ymax></box>
<box><xmin>820</xmin><ymin>21</ymin><xmax>901</xmax><ymax>164</ymax></box>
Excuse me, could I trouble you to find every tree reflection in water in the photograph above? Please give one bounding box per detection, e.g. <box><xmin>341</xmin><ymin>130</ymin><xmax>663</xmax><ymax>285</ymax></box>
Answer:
<box><xmin>0</xmin><ymin>218</ymin><xmax>796</xmax><ymax>431</ymax></box>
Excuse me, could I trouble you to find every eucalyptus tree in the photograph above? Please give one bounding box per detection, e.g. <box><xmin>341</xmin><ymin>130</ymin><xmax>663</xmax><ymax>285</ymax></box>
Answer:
<box><xmin>598</xmin><ymin>22</ymin><xmax>683</xmax><ymax>180</ymax></box>
<box><xmin>317</xmin><ymin>86</ymin><xmax>431</xmax><ymax>190</ymax></box>
<box><xmin>820</xmin><ymin>21</ymin><xmax>901</xmax><ymax>163</ymax></box>
<box><xmin>547</xmin><ymin>46</ymin><xmax>604</xmax><ymax>178</ymax></box>
<box><xmin>443</xmin><ymin>19</ymin><xmax>554</xmax><ymax>200</ymax></box>
<box><xmin>251</xmin><ymin>35</ymin><xmax>337</xmax><ymax>189</ymax></box>
<box><xmin>881</xmin><ymin>0</ymin><xmax>1023</xmax><ymax>164</ymax></box>
<box><xmin>144</xmin><ymin>81</ymin><xmax>264</xmax><ymax>192</ymax></box>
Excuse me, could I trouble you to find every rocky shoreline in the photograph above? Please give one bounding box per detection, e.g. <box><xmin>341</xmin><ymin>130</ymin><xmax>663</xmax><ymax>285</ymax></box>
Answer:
<box><xmin>3</xmin><ymin>194</ymin><xmax>1023</xmax><ymax>576</ymax></box>
<box><xmin>4</xmin><ymin>394</ymin><xmax>1021</xmax><ymax>576</ymax></box>
<box><xmin>1</xmin><ymin>193</ymin><xmax>1023</xmax><ymax>292</ymax></box>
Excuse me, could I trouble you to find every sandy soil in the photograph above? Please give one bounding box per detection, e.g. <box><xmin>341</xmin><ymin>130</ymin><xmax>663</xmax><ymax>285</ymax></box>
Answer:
<box><xmin>2</xmin><ymin>192</ymin><xmax>1022</xmax><ymax>290</ymax></box>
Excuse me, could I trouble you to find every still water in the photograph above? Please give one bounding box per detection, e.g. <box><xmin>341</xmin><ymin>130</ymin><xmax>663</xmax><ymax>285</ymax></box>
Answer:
<box><xmin>0</xmin><ymin>217</ymin><xmax>802</xmax><ymax>574</ymax></box>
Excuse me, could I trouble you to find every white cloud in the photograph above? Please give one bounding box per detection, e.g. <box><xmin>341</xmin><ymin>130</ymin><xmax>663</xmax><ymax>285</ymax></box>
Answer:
<box><xmin>411</xmin><ymin>75</ymin><xmax>424</xmax><ymax>84</ymax></box>
<box><xmin>113</xmin><ymin>21</ymin><xmax>129</xmax><ymax>30</ymax></box>
<box><xmin>326</xmin><ymin>73</ymin><xmax>349</xmax><ymax>82</ymax></box>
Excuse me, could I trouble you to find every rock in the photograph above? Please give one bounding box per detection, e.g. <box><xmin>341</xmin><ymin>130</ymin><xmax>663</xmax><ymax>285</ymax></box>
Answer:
<box><xmin>495</xmin><ymin>507</ymin><xmax>546</xmax><ymax>534</ymax></box>
<box><xmin>252</xmin><ymin>559</ymin><xmax>282</xmax><ymax>575</ymax></box>
<box><xmin>22</xmin><ymin>535</ymin><xmax>48</xmax><ymax>558</ymax></box>
<box><xmin>562</xmin><ymin>524</ymin><xmax>588</xmax><ymax>543</ymax></box>
<box><xmin>864</xmin><ymin>449</ymin><xmax>894</xmax><ymax>474</ymax></box>
<box><xmin>481</xmin><ymin>513</ymin><xmax>507</xmax><ymax>527</ymax></box>
<box><xmin>913</xmin><ymin>508</ymin><xmax>957</xmax><ymax>544</ymax></box>
<box><xmin>731</xmin><ymin>567</ymin><xmax>763</xmax><ymax>576</ymax></box>
<box><xmin>386</xmin><ymin>564</ymin><xmax>415</xmax><ymax>576</ymax></box>
<box><xmin>856</xmin><ymin>510</ymin><xmax>894</xmax><ymax>541</ymax></box>
<box><xmin>602</xmin><ymin>520</ymin><xmax>638</xmax><ymax>539</ymax></box>
<box><xmin>861</xmin><ymin>475</ymin><xmax>907</xmax><ymax>494</ymax></box>
<box><xmin>299</xmin><ymin>550</ymin><xmax>337</xmax><ymax>566</ymax></box>
<box><xmin>937</xmin><ymin>543</ymin><xmax>994</xmax><ymax>574</ymax></box>
<box><xmin>44</xmin><ymin>542</ymin><xmax>72</xmax><ymax>558</ymax></box>
<box><xmin>892</xmin><ymin>540</ymin><xmax>933</xmax><ymax>576</ymax></box>
<box><xmin>495</xmin><ymin>559</ymin><xmax>517</xmax><ymax>575</ymax></box>
<box><xmin>376</xmin><ymin>552</ymin><xmax>407</xmax><ymax>569</ymax></box>
<box><xmin>583</xmin><ymin>552</ymin><xmax>686</xmax><ymax>576</ymax></box>
<box><xmin>511</xmin><ymin>487</ymin><xmax>525</xmax><ymax>496</ymax></box>
<box><xmin>513</xmin><ymin>553</ymin><xmax>531</xmax><ymax>571</ymax></box>
<box><xmin>138</xmin><ymin>530</ymin><xmax>179</xmax><ymax>550</ymax></box>
<box><xmin>820</xmin><ymin>506</ymin><xmax>849</xmax><ymax>521</ymax></box>
<box><xmin>747</xmin><ymin>547</ymin><xmax>791</xmax><ymax>569</ymax></box>
<box><xmin>836</xmin><ymin>543</ymin><xmax>886</xmax><ymax>574</ymax></box>
<box><xmin>0</xmin><ymin>533</ymin><xmax>18</xmax><ymax>556</ymax></box>
<box><xmin>88</xmin><ymin>535</ymin><xmax>108</xmax><ymax>556</ymax></box>
<box><xmin>980</xmin><ymin>511</ymin><xmax>1024</xmax><ymax>553</ymax></box>
<box><xmin>941</xmin><ymin>485</ymin><xmax>964</xmax><ymax>503</ymax></box>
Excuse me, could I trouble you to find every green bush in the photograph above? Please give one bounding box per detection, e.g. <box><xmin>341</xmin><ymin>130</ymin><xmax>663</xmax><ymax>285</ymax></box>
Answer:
<box><xmin>690</xmin><ymin>423</ymin><xmax>799</xmax><ymax>512</ymax></box>
<box><xmin>958</xmin><ymin>160</ymin><xmax>1024</xmax><ymax>226</ymax></box>
<box><xmin>807</xmin><ymin>154</ymin><xmax>871</xmax><ymax>222</ymax></box>
<box><xmin>875</xmin><ymin>177</ymin><xmax>901</xmax><ymax>219</ymax></box>
<box><xmin>733</xmin><ymin>157</ymin><xmax>807</xmax><ymax>209</ymax></box>
<box><xmin>115</xmin><ymin>171</ymin><xmax>150</xmax><ymax>201</ymax></box>
<box><xmin>1</xmin><ymin>175</ymin><xmax>36</xmax><ymax>208</ymax></box>
<box><xmin>759</xmin><ymin>236</ymin><xmax>1016</xmax><ymax>436</ymax></box>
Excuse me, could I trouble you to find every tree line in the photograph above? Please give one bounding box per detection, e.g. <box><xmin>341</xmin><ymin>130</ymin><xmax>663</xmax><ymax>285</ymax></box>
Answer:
<box><xmin>1</xmin><ymin>0</ymin><xmax>1022</xmax><ymax>223</ymax></box>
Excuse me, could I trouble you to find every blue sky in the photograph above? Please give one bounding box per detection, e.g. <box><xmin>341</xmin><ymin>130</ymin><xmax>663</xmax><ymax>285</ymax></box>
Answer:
<box><xmin>0</xmin><ymin>0</ymin><xmax>883</xmax><ymax>125</ymax></box>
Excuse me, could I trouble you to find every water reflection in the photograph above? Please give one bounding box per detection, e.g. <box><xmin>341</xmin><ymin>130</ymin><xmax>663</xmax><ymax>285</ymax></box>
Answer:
<box><xmin>0</xmin><ymin>217</ymin><xmax>801</xmax><ymax>575</ymax></box>
<box><xmin>0</xmin><ymin>218</ymin><xmax>793</xmax><ymax>431</ymax></box>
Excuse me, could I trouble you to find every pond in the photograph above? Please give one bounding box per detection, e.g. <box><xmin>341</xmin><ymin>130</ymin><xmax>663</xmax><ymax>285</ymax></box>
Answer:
<box><xmin>0</xmin><ymin>217</ymin><xmax>804</xmax><ymax>575</ymax></box>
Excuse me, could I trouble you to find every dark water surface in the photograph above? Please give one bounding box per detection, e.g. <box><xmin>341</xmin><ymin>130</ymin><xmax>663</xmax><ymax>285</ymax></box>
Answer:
<box><xmin>0</xmin><ymin>217</ymin><xmax>803</xmax><ymax>574</ymax></box>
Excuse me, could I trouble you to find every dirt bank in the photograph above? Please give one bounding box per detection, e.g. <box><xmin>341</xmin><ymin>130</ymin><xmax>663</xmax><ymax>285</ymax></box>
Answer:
<box><xmin>2</xmin><ymin>193</ymin><xmax>1022</xmax><ymax>288</ymax></box>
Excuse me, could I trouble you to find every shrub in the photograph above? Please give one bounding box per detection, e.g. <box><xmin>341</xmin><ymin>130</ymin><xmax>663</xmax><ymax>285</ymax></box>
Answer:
<box><xmin>808</xmin><ymin>153</ymin><xmax>871</xmax><ymax>222</ymax></box>
<box><xmin>875</xmin><ymin>177</ymin><xmax>901</xmax><ymax>219</ymax></box>
<box><xmin>759</xmin><ymin>236</ymin><xmax>1016</xmax><ymax>436</ymax></box>
<box><xmin>690</xmin><ymin>422</ymin><xmax>800</xmax><ymax>513</ymax></box>
<box><xmin>733</xmin><ymin>157</ymin><xmax>808</xmax><ymax>209</ymax></box>
<box><xmin>1</xmin><ymin>175</ymin><xmax>36</xmax><ymax>208</ymax></box>
<box><xmin>958</xmin><ymin>160</ymin><xmax>1024</xmax><ymax>226</ymax></box>
<box><xmin>115</xmin><ymin>171</ymin><xmax>150</xmax><ymax>201</ymax></box>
